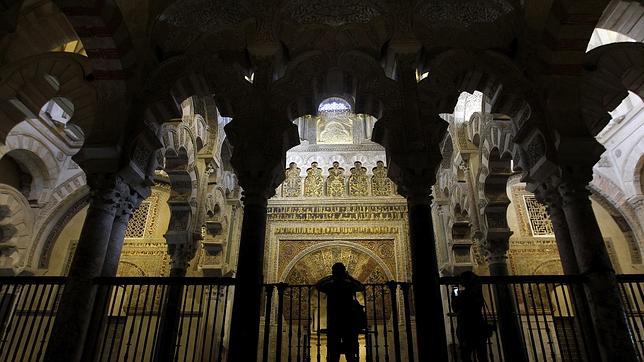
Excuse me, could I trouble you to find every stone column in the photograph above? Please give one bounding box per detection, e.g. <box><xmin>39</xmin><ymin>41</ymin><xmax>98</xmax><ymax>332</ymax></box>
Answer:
<box><xmin>404</xmin><ymin>187</ymin><xmax>449</xmax><ymax>362</ymax></box>
<box><xmin>102</xmin><ymin>195</ymin><xmax>141</xmax><ymax>275</ymax></box>
<box><xmin>372</xmin><ymin>110</ymin><xmax>448</xmax><ymax>361</ymax></box>
<box><xmin>484</xmin><ymin>244</ymin><xmax>529</xmax><ymax>362</ymax></box>
<box><xmin>535</xmin><ymin>183</ymin><xmax>601</xmax><ymax>361</ymax></box>
<box><xmin>227</xmin><ymin>190</ymin><xmax>270</xmax><ymax>362</ymax></box>
<box><xmin>557</xmin><ymin>170</ymin><xmax>637</xmax><ymax>361</ymax></box>
<box><xmin>432</xmin><ymin>200</ymin><xmax>450</xmax><ymax>269</ymax></box>
<box><xmin>44</xmin><ymin>175</ymin><xmax>127</xmax><ymax>361</ymax></box>
<box><xmin>154</xmin><ymin>232</ymin><xmax>198</xmax><ymax>362</ymax></box>
<box><xmin>82</xmin><ymin>189</ymin><xmax>146</xmax><ymax>360</ymax></box>
<box><xmin>223</xmin><ymin>112</ymin><xmax>298</xmax><ymax>361</ymax></box>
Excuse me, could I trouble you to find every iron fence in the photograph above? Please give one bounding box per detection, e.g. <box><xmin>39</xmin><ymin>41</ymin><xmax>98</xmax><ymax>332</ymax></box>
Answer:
<box><xmin>617</xmin><ymin>274</ymin><xmax>644</xmax><ymax>359</ymax></box>
<box><xmin>258</xmin><ymin>282</ymin><xmax>417</xmax><ymax>362</ymax></box>
<box><xmin>90</xmin><ymin>277</ymin><xmax>235</xmax><ymax>362</ymax></box>
<box><xmin>1</xmin><ymin>274</ymin><xmax>643</xmax><ymax>361</ymax></box>
<box><xmin>0</xmin><ymin>276</ymin><xmax>66</xmax><ymax>362</ymax></box>
<box><xmin>441</xmin><ymin>275</ymin><xmax>597</xmax><ymax>362</ymax></box>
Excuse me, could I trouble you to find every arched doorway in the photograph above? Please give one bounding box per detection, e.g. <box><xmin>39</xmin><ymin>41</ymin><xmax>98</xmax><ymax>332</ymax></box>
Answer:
<box><xmin>274</xmin><ymin>243</ymin><xmax>396</xmax><ymax>362</ymax></box>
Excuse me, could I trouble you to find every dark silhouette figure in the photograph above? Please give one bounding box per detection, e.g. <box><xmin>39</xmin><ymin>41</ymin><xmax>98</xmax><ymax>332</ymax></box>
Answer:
<box><xmin>452</xmin><ymin>271</ymin><xmax>490</xmax><ymax>362</ymax></box>
<box><xmin>316</xmin><ymin>263</ymin><xmax>365</xmax><ymax>362</ymax></box>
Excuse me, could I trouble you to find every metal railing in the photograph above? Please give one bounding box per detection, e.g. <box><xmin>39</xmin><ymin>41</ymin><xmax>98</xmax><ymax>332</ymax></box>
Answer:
<box><xmin>258</xmin><ymin>282</ymin><xmax>417</xmax><ymax>362</ymax></box>
<box><xmin>0</xmin><ymin>276</ymin><xmax>66</xmax><ymax>362</ymax></box>
<box><xmin>617</xmin><ymin>274</ymin><xmax>644</xmax><ymax>359</ymax></box>
<box><xmin>1</xmin><ymin>275</ymin><xmax>644</xmax><ymax>361</ymax></box>
<box><xmin>90</xmin><ymin>277</ymin><xmax>235</xmax><ymax>362</ymax></box>
<box><xmin>442</xmin><ymin>275</ymin><xmax>594</xmax><ymax>362</ymax></box>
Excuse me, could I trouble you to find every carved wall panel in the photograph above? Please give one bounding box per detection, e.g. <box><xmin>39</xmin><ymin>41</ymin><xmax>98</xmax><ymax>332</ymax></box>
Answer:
<box><xmin>522</xmin><ymin>194</ymin><xmax>554</xmax><ymax>237</ymax></box>
<box><xmin>265</xmin><ymin>199</ymin><xmax>410</xmax><ymax>290</ymax></box>
<box><xmin>278</xmin><ymin>161</ymin><xmax>395</xmax><ymax>198</ymax></box>
<box><xmin>316</xmin><ymin>113</ymin><xmax>354</xmax><ymax>144</ymax></box>
<box><xmin>125</xmin><ymin>201</ymin><xmax>151</xmax><ymax>238</ymax></box>
<box><xmin>304</xmin><ymin>162</ymin><xmax>324</xmax><ymax>197</ymax></box>
<box><xmin>326</xmin><ymin>162</ymin><xmax>345</xmax><ymax>197</ymax></box>
<box><xmin>511</xmin><ymin>185</ymin><xmax>554</xmax><ymax>238</ymax></box>
<box><xmin>348</xmin><ymin>161</ymin><xmax>368</xmax><ymax>196</ymax></box>
<box><xmin>508</xmin><ymin>242</ymin><xmax>562</xmax><ymax>276</ymax></box>
<box><xmin>372</xmin><ymin>161</ymin><xmax>393</xmax><ymax>196</ymax></box>
<box><xmin>118</xmin><ymin>239</ymin><xmax>171</xmax><ymax>277</ymax></box>
<box><xmin>282</xmin><ymin>162</ymin><xmax>302</xmax><ymax>197</ymax></box>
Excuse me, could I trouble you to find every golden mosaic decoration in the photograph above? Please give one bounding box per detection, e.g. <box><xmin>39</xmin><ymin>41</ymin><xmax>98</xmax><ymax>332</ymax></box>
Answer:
<box><xmin>326</xmin><ymin>162</ymin><xmax>345</xmax><ymax>197</ymax></box>
<box><xmin>303</xmin><ymin>162</ymin><xmax>324</xmax><ymax>197</ymax></box>
<box><xmin>372</xmin><ymin>161</ymin><xmax>393</xmax><ymax>196</ymax></box>
<box><xmin>282</xmin><ymin>162</ymin><xmax>302</xmax><ymax>197</ymax></box>
<box><xmin>348</xmin><ymin>161</ymin><xmax>369</xmax><ymax>196</ymax></box>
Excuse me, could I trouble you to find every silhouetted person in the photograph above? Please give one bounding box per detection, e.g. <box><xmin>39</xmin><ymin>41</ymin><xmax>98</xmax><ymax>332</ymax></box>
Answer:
<box><xmin>452</xmin><ymin>271</ymin><xmax>489</xmax><ymax>362</ymax></box>
<box><xmin>317</xmin><ymin>263</ymin><xmax>365</xmax><ymax>362</ymax></box>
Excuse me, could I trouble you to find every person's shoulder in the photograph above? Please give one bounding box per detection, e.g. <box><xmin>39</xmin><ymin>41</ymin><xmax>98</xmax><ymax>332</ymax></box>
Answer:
<box><xmin>316</xmin><ymin>275</ymin><xmax>334</xmax><ymax>290</ymax></box>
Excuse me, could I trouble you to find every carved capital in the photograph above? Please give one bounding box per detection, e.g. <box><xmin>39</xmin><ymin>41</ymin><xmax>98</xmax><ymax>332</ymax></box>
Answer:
<box><xmin>555</xmin><ymin>164</ymin><xmax>595</xmax><ymax>207</ymax></box>
<box><xmin>533</xmin><ymin>181</ymin><xmax>566</xmax><ymax>221</ymax></box>
<box><xmin>85</xmin><ymin>174</ymin><xmax>129</xmax><ymax>213</ymax></box>
<box><xmin>114</xmin><ymin>187</ymin><xmax>149</xmax><ymax>223</ymax></box>
<box><xmin>482</xmin><ymin>238</ymin><xmax>510</xmax><ymax>266</ymax></box>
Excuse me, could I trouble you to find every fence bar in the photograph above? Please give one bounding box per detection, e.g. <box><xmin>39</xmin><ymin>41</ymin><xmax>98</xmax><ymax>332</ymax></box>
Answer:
<box><xmin>401</xmin><ymin>283</ymin><xmax>415</xmax><ymax>362</ymax></box>
<box><xmin>262</xmin><ymin>285</ymin><xmax>274</xmax><ymax>362</ymax></box>
<box><xmin>6</xmin><ymin>274</ymin><xmax>644</xmax><ymax>361</ymax></box>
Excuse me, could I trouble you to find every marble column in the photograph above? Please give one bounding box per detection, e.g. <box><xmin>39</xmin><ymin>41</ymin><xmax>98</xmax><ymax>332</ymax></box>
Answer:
<box><xmin>558</xmin><ymin>171</ymin><xmax>637</xmax><ymax>361</ymax></box>
<box><xmin>228</xmin><ymin>191</ymin><xmax>269</xmax><ymax>362</ymax></box>
<box><xmin>406</xmin><ymin>191</ymin><xmax>449</xmax><ymax>362</ymax></box>
<box><xmin>44</xmin><ymin>176</ymin><xmax>127</xmax><ymax>361</ymax></box>
<box><xmin>82</xmin><ymin>189</ymin><xmax>144</xmax><ymax>359</ymax></box>
<box><xmin>154</xmin><ymin>233</ymin><xmax>196</xmax><ymax>362</ymax></box>
<box><xmin>536</xmin><ymin>184</ymin><xmax>601</xmax><ymax>361</ymax></box>
<box><xmin>485</xmin><ymin>246</ymin><xmax>529</xmax><ymax>362</ymax></box>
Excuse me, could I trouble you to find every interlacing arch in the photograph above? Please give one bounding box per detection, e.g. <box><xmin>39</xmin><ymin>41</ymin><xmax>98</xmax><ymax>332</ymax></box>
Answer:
<box><xmin>421</xmin><ymin>49</ymin><xmax>533</xmax><ymax>118</ymax></box>
<box><xmin>2</xmin><ymin>134</ymin><xmax>60</xmax><ymax>202</ymax></box>
<box><xmin>0</xmin><ymin>52</ymin><xmax>96</xmax><ymax>143</ymax></box>
<box><xmin>0</xmin><ymin>0</ymin><xmax>642</xmax><ymax>360</ymax></box>
<box><xmin>1</xmin><ymin>0</ymin><xmax>83</xmax><ymax>63</ymax></box>
<box><xmin>476</xmin><ymin>113</ymin><xmax>516</xmax><ymax>217</ymax></box>
<box><xmin>582</xmin><ymin>42</ymin><xmax>644</xmax><ymax>135</ymax></box>
<box><xmin>0</xmin><ymin>184</ymin><xmax>34</xmax><ymax>275</ymax></box>
<box><xmin>589</xmin><ymin>174</ymin><xmax>644</xmax><ymax>263</ymax></box>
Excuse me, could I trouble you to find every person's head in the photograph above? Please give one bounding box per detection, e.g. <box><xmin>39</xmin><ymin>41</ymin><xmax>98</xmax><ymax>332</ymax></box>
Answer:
<box><xmin>332</xmin><ymin>262</ymin><xmax>347</xmax><ymax>279</ymax></box>
<box><xmin>459</xmin><ymin>270</ymin><xmax>479</xmax><ymax>288</ymax></box>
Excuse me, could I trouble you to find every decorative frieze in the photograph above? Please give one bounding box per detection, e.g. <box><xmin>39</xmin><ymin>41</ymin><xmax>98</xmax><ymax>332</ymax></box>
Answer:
<box><xmin>274</xmin><ymin>226</ymin><xmax>400</xmax><ymax>235</ymax></box>
<box><xmin>281</xmin><ymin>160</ymin><xmax>396</xmax><ymax>198</ymax></box>
<box><xmin>267</xmin><ymin>205</ymin><xmax>408</xmax><ymax>221</ymax></box>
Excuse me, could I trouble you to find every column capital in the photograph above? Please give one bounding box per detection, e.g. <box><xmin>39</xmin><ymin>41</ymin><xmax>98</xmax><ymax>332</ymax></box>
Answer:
<box><xmin>114</xmin><ymin>186</ymin><xmax>149</xmax><ymax>223</ymax></box>
<box><xmin>532</xmin><ymin>180</ymin><xmax>567</xmax><ymax>216</ymax></box>
<box><xmin>484</xmin><ymin>245</ymin><xmax>509</xmax><ymax>266</ymax></box>
<box><xmin>84</xmin><ymin>174</ymin><xmax>130</xmax><ymax>213</ymax></box>
<box><xmin>553</xmin><ymin>165</ymin><xmax>595</xmax><ymax>208</ymax></box>
<box><xmin>165</xmin><ymin>231</ymin><xmax>200</xmax><ymax>275</ymax></box>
